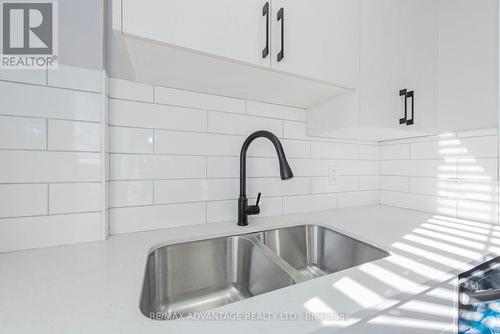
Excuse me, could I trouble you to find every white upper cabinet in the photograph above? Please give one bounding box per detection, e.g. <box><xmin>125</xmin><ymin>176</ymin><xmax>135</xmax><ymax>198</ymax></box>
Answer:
<box><xmin>121</xmin><ymin>0</ymin><xmax>271</xmax><ymax>69</ymax></box>
<box><xmin>438</xmin><ymin>0</ymin><xmax>498</xmax><ymax>133</ymax></box>
<box><xmin>270</xmin><ymin>0</ymin><xmax>358</xmax><ymax>88</ymax></box>
<box><xmin>109</xmin><ymin>0</ymin><xmax>352</xmax><ymax>108</ymax></box>
<box><xmin>308</xmin><ymin>0</ymin><xmax>439</xmax><ymax>141</ymax></box>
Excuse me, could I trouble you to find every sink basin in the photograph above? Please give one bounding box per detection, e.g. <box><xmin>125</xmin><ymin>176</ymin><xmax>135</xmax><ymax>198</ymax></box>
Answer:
<box><xmin>140</xmin><ymin>224</ymin><xmax>389</xmax><ymax>320</ymax></box>
<box><xmin>140</xmin><ymin>236</ymin><xmax>295</xmax><ymax>318</ymax></box>
<box><xmin>256</xmin><ymin>225</ymin><xmax>389</xmax><ymax>279</ymax></box>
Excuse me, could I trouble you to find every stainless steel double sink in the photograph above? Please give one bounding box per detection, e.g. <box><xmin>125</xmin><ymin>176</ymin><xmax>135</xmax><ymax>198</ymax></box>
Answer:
<box><xmin>140</xmin><ymin>224</ymin><xmax>389</xmax><ymax>319</ymax></box>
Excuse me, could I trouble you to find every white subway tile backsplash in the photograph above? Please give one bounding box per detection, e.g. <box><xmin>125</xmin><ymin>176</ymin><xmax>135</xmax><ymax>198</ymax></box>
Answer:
<box><xmin>278</xmin><ymin>140</ymin><xmax>311</xmax><ymax>159</ymax></box>
<box><xmin>109</xmin><ymin>99</ymin><xmax>207</xmax><ymax>132</ymax></box>
<box><xmin>458</xmin><ymin>158</ymin><xmax>498</xmax><ymax>180</ymax></box>
<box><xmin>206</xmin><ymin>200</ymin><xmax>239</xmax><ymax>224</ymax></box>
<box><xmin>379</xmin><ymin>131</ymin><xmax>498</xmax><ymax>222</ymax></box>
<box><xmin>311</xmin><ymin>176</ymin><xmax>359</xmax><ymax>194</ymax></box>
<box><xmin>412</xmin><ymin>178</ymin><xmax>499</xmax><ymax>203</ymax></box>
<box><xmin>246</xmin><ymin>101</ymin><xmax>306</xmax><ymax>121</ymax></box>
<box><xmin>0</xmin><ymin>68</ymin><xmax>105</xmax><ymax>253</ymax></box>
<box><xmin>109</xmin><ymin>78</ymin><xmax>153</xmax><ymax>102</ymax></box>
<box><xmin>0</xmin><ymin>116</ymin><xmax>46</xmax><ymax>150</ymax></box>
<box><xmin>109</xmin><ymin>202</ymin><xmax>206</xmax><ymax>234</ymax></box>
<box><xmin>381</xmin><ymin>159</ymin><xmax>457</xmax><ymax>178</ymax></box>
<box><xmin>282</xmin><ymin>193</ymin><xmax>338</xmax><ymax>214</ymax></box>
<box><xmin>381</xmin><ymin>144</ymin><xmax>410</xmax><ymax>160</ymax></box>
<box><xmin>453</xmin><ymin>179</ymin><xmax>498</xmax><ymax>202</ymax></box>
<box><xmin>457</xmin><ymin>199</ymin><xmax>499</xmax><ymax>223</ymax></box>
<box><xmin>380</xmin><ymin>190</ymin><xmax>457</xmax><ymax>217</ymax></box>
<box><xmin>283</xmin><ymin>121</ymin><xmax>313</xmax><ymax>140</ymax></box>
<box><xmin>247</xmin><ymin>177</ymin><xmax>310</xmax><ymax>197</ymax></box>
<box><xmin>457</xmin><ymin>128</ymin><xmax>497</xmax><ymax>138</ymax></box>
<box><xmin>155</xmin><ymin>130</ymin><xmax>241</xmax><ymax>156</ymax></box>
<box><xmin>151</xmin><ymin>155</ymin><xmax>207</xmax><ymax>180</ymax></box>
<box><xmin>359</xmin><ymin>145</ymin><xmax>380</xmax><ymax>160</ymax></box>
<box><xmin>458</xmin><ymin>136</ymin><xmax>498</xmax><ymax>158</ymax></box>
<box><xmin>411</xmin><ymin>136</ymin><xmax>497</xmax><ymax>159</ymax></box>
<box><xmin>410</xmin><ymin>177</ymin><xmax>448</xmax><ymax>197</ymax></box>
<box><xmin>109</xmin><ymin>181</ymin><xmax>154</xmax><ymax>207</ymax></box>
<box><xmin>155</xmin><ymin>179</ymin><xmax>238</xmax><ymax>204</ymax></box>
<box><xmin>289</xmin><ymin>159</ymin><xmax>336</xmax><ymax>177</ymax></box>
<box><xmin>339</xmin><ymin>191</ymin><xmax>379</xmax><ymax>208</ymax></box>
<box><xmin>338</xmin><ymin>160</ymin><xmax>379</xmax><ymax>175</ymax></box>
<box><xmin>109</xmin><ymin>127</ymin><xmax>154</xmax><ymax>154</ymax></box>
<box><xmin>380</xmin><ymin>176</ymin><xmax>410</xmax><ymax>192</ymax></box>
<box><xmin>48</xmin><ymin>120</ymin><xmax>101</xmax><ymax>152</ymax></box>
<box><xmin>0</xmin><ymin>184</ymin><xmax>47</xmax><ymax>218</ymax></box>
<box><xmin>410</xmin><ymin>141</ymin><xmax>444</xmax><ymax>160</ymax></box>
<box><xmin>154</xmin><ymin>179</ymin><xmax>207</xmax><ymax>204</ymax></box>
<box><xmin>0</xmin><ymin>81</ymin><xmax>101</xmax><ymax>121</ymax></box>
<box><xmin>47</xmin><ymin>65</ymin><xmax>102</xmax><ymax>92</ymax></box>
<box><xmin>0</xmin><ymin>212</ymin><xmax>102</xmax><ymax>252</ymax></box>
<box><xmin>359</xmin><ymin>176</ymin><xmax>380</xmax><ymax>190</ymax></box>
<box><xmin>0</xmin><ymin>151</ymin><xmax>100</xmax><ymax>183</ymax></box>
<box><xmin>207</xmin><ymin>157</ymin><xmax>283</xmax><ymax>178</ymax></box>
<box><xmin>2</xmin><ymin>65</ymin><xmax>496</xmax><ymax>250</ymax></box>
<box><xmin>310</xmin><ymin>142</ymin><xmax>359</xmax><ymax>160</ymax></box>
<box><xmin>207</xmin><ymin>111</ymin><xmax>282</xmax><ymax>136</ymax></box>
<box><xmin>49</xmin><ymin>183</ymin><xmax>101</xmax><ymax>214</ymax></box>
<box><xmin>109</xmin><ymin>154</ymin><xmax>206</xmax><ymax>180</ymax></box>
<box><xmin>155</xmin><ymin>86</ymin><xmax>245</xmax><ymax>114</ymax></box>
<box><xmin>245</xmin><ymin>137</ymin><xmax>310</xmax><ymax>158</ymax></box>
<box><xmin>207</xmin><ymin>197</ymin><xmax>282</xmax><ymax>223</ymax></box>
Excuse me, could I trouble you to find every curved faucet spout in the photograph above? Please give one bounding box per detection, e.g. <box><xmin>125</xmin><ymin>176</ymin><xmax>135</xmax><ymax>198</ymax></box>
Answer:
<box><xmin>238</xmin><ymin>131</ymin><xmax>294</xmax><ymax>226</ymax></box>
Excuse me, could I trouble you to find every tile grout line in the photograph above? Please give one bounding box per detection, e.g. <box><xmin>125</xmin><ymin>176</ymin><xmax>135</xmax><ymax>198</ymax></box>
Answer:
<box><xmin>46</xmin><ymin>183</ymin><xmax>50</xmax><ymax>215</ymax></box>
<box><xmin>45</xmin><ymin>119</ymin><xmax>49</xmax><ymax>150</ymax></box>
<box><xmin>105</xmin><ymin>190</ymin><xmax>379</xmax><ymax>210</ymax></box>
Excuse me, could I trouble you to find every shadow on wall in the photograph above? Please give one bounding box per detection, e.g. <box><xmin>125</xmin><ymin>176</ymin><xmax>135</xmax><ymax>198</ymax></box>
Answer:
<box><xmin>382</xmin><ymin>131</ymin><xmax>499</xmax><ymax>224</ymax></box>
<box><xmin>305</xmin><ymin>214</ymin><xmax>500</xmax><ymax>333</ymax></box>
<box><xmin>302</xmin><ymin>134</ymin><xmax>500</xmax><ymax>333</ymax></box>
<box><xmin>436</xmin><ymin>133</ymin><xmax>498</xmax><ymax>223</ymax></box>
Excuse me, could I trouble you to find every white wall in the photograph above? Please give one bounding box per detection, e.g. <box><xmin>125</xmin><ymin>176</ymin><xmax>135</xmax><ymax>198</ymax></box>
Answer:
<box><xmin>380</xmin><ymin>129</ymin><xmax>499</xmax><ymax>223</ymax></box>
<box><xmin>0</xmin><ymin>65</ymin><xmax>106</xmax><ymax>252</ymax></box>
<box><xmin>59</xmin><ymin>0</ymin><xmax>105</xmax><ymax>70</ymax></box>
<box><xmin>107</xmin><ymin>79</ymin><xmax>381</xmax><ymax>234</ymax></box>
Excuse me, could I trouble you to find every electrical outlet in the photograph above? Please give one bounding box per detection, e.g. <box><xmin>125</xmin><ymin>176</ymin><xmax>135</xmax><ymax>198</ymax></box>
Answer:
<box><xmin>328</xmin><ymin>167</ymin><xmax>338</xmax><ymax>185</ymax></box>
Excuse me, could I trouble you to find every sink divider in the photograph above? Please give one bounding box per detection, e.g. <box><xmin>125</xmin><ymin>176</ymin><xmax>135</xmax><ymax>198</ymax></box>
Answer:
<box><xmin>243</xmin><ymin>235</ymin><xmax>310</xmax><ymax>283</ymax></box>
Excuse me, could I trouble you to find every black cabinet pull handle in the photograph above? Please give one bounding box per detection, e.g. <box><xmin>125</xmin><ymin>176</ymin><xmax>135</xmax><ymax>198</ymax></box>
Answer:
<box><xmin>277</xmin><ymin>7</ymin><xmax>284</xmax><ymax>62</ymax></box>
<box><xmin>399</xmin><ymin>89</ymin><xmax>408</xmax><ymax>124</ymax></box>
<box><xmin>262</xmin><ymin>2</ymin><xmax>269</xmax><ymax>58</ymax></box>
<box><xmin>406</xmin><ymin>90</ymin><xmax>414</xmax><ymax>125</ymax></box>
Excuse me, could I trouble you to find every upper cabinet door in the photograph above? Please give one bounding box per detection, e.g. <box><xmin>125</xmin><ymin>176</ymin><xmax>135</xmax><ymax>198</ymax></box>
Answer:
<box><xmin>398</xmin><ymin>0</ymin><xmax>438</xmax><ymax>134</ymax></box>
<box><xmin>358</xmin><ymin>0</ymin><xmax>438</xmax><ymax>134</ymax></box>
<box><xmin>121</xmin><ymin>0</ymin><xmax>271</xmax><ymax>68</ymax></box>
<box><xmin>270</xmin><ymin>0</ymin><xmax>359</xmax><ymax>88</ymax></box>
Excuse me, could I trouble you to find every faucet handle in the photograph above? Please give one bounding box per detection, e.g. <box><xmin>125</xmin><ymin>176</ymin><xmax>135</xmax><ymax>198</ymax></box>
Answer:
<box><xmin>245</xmin><ymin>193</ymin><xmax>261</xmax><ymax>216</ymax></box>
<box><xmin>256</xmin><ymin>192</ymin><xmax>261</xmax><ymax>206</ymax></box>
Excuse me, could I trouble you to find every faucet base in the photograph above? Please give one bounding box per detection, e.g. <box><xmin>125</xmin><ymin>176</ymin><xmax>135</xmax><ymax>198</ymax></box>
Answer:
<box><xmin>237</xmin><ymin>196</ymin><xmax>248</xmax><ymax>226</ymax></box>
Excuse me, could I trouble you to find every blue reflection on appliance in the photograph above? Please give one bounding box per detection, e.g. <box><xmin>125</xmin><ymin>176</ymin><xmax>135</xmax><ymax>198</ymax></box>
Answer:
<box><xmin>459</xmin><ymin>257</ymin><xmax>500</xmax><ymax>334</ymax></box>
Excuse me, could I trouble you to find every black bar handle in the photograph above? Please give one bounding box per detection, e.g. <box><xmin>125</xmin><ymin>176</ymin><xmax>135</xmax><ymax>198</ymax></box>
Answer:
<box><xmin>399</xmin><ymin>89</ymin><xmax>408</xmax><ymax>125</ymax></box>
<box><xmin>277</xmin><ymin>8</ymin><xmax>284</xmax><ymax>62</ymax></box>
<box><xmin>262</xmin><ymin>2</ymin><xmax>269</xmax><ymax>58</ymax></box>
<box><xmin>256</xmin><ymin>192</ymin><xmax>262</xmax><ymax>206</ymax></box>
<box><xmin>406</xmin><ymin>90</ymin><xmax>414</xmax><ymax>125</ymax></box>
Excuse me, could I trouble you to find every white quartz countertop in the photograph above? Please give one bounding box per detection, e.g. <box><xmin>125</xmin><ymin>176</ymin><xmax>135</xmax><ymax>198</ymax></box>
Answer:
<box><xmin>1</xmin><ymin>205</ymin><xmax>499</xmax><ymax>334</ymax></box>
